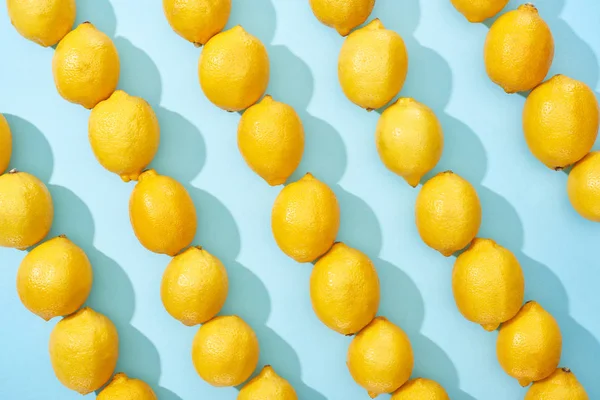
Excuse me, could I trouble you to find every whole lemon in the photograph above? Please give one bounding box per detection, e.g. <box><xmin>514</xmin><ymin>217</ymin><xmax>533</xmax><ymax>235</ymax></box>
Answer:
<box><xmin>415</xmin><ymin>171</ymin><xmax>481</xmax><ymax>257</ymax></box>
<box><xmin>53</xmin><ymin>22</ymin><xmax>120</xmax><ymax>109</ymax></box>
<box><xmin>7</xmin><ymin>0</ymin><xmax>75</xmax><ymax>47</ymax></box>
<box><xmin>309</xmin><ymin>0</ymin><xmax>375</xmax><ymax>36</ymax></box>
<box><xmin>375</xmin><ymin>98</ymin><xmax>443</xmax><ymax>187</ymax></box>
<box><xmin>484</xmin><ymin>4</ymin><xmax>554</xmax><ymax>93</ymax></box>
<box><xmin>161</xmin><ymin>246</ymin><xmax>228</xmax><ymax>326</ymax></box>
<box><xmin>0</xmin><ymin>170</ymin><xmax>53</xmax><ymax>250</ymax></box>
<box><xmin>89</xmin><ymin>90</ymin><xmax>160</xmax><ymax>182</ymax></box>
<box><xmin>450</xmin><ymin>0</ymin><xmax>508</xmax><ymax>23</ymax></box>
<box><xmin>238</xmin><ymin>95</ymin><xmax>305</xmax><ymax>186</ymax></box>
<box><xmin>525</xmin><ymin>368</ymin><xmax>589</xmax><ymax>400</ymax></box>
<box><xmin>271</xmin><ymin>173</ymin><xmax>340</xmax><ymax>263</ymax></box>
<box><xmin>567</xmin><ymin>152</ymin><xmax>600</xmax><ymax>221</ymax></box>
<box><xmin>49</xmin><ymin>307</ymin><xmax>119</xmax><ymax>394</ymax></box>
<box><xmin>338</xmin><ymin>19</ymin><xmax>408</xmax><ymax>110</ymax></box>
<box><xmin>192</xmin><ymin>315</ymin><xmax>259</xmax><ymax>387</ymax></box>
<box><xmin>163</xmin><ymin>0</ymin><xmax>231</xmax><ymax>46</ymax></box>
<box><xmin>129</xmin><ymin>170</ymin><xmax>197</xmax><ymax>256</ymax></box>
<box><xmin>97</xmin><ymin>373</ymin><xmax>157</xmax><ymax>400</ymax></box>
<box><xmin>523</xmin><ymin>75</ymin><xmax>599</xmax><ymax>170</ymax></box>
<box><xmin>199</xmin><ymin>26</ymin><xmax>269</xmax><ymax>112</ymax></box>
<box><xmin>0</xmin><ymin>113</ymin><xmax>12</xmax><ymax>173</ymax></box>
<box><xmin>391</xmin><ymin>378</ymin><xmax>450</xmax><ymax>400</ymax></box>
<box><xmin>311</xmin><ymin>242</ymin><xmax>380</xmax><ymax>335</ymax></box>
<box><xmin>452</xmin><ymin>238</ymin><xmax>524</xmax><ymax>331</ymax></box>
<box><xmin>17</xmin><ymin>235</ymin><xmax>92</xmax><ymax>321</ymax></box>
<box><xmin>497</xmin><ymin>301</ymin><xmax>562</xmax><ymax>386</ymax></box>
<box><xmin>238</xmin><ymin>365</ymin><xmax>298</xmax><ymax>400</ymax></box>
<box><xmin>347</xmin><ymin>317</ymin><xmax>414</xmax><ymax>398</ymax></box>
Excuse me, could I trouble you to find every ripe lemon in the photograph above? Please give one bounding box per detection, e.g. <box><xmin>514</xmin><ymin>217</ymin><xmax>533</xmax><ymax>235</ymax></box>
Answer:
<box><xmin>525</xmin><ymin>368</ymin><xmax>589</xmax><ymax>400</ymax></box>
<box><xmin>97</xmin><ymin>373</ymin><xmax>157</xmax><ymax>400</ymax></box>
<box><xmin>309</xmin><ymin>0</ymin><xmax>375</xmax><ymax>36</ymax></box>
<box><xmin>238</xmin><ymin>365</ymin><xmax>298</xmax><ymax>400</ymax></box>
<box><xmin>129</xmin><ymin>170</ymin><xmax>197</xmax><ymax>256</ymax></box>
<box><xmin>0</xmin><ymin>113</ymin><xmax>12</xmax><ymax>173</ymax></box>
<box><xmin>568</xmin><ymin>152</ymin><xmax>600</xmax><ymax>221</ymax></box>
<box><xmin>7</xmin><ymin>0</ymin><xmax>75</xmax><ymax>47</ymax></box>
<box><xmin>163</xmin><ymin>0</ymin><xmax>231</xmax><ymax>46</ymax></box>
<box><xmin>391</xmin><ymin>378</ymin><xmax>450</xmax><ymax>400</ymax></box>
<box><xmin>450</xmin><ymin>0</ymin><xmax>508</xmax><ymax>23</ymax></box>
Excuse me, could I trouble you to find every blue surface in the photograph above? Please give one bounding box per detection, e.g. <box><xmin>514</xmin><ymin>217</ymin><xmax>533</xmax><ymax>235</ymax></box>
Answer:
<box><xmin>1</xmin><ymin>0</ymin><xmax>599</xmax><ymax>399</ymax></box>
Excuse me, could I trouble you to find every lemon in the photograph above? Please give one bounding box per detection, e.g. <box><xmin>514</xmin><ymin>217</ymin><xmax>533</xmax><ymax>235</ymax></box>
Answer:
<box><xmin>129</xmin><ymin>169</ymin><xmax>197</xmax><ymax>256</ymax></box>
<box><xmin>7</xmin><ymin>0</ymin><xmax>75</xmax><ymax>47</ymax></box>
<box><xmin>338</xmin><ymin>19</ymin><xmax>408</xmax><ymax>110</ymax></box>
<box><xmin>237</xmin><ymin>96</ymin><xmax>305</xmax><ymax>186</ymax></box>
<box><xmin>53</xmin><ymin>22</ymin><xmax>120</xmax><ymax>109</ymax></box>
<box><xmin>391</xmin><ymin>378</ymin><xmax>450</xmax><ymax>400</ymax></box>
<box><xmin>0</xmin><ymin>114</ymin><xmax>12</xmax><ymax>173</ymax></box>
<box><xmin>450</xmin><ymin>0</ymin><xmax>508</xmax><ymax>23</ymax></box>
<box><xmin>271</xmin><ymin>173</ymin><xmax>340</xmax><ymax>263</ymax></box>
<box><xmin>161</xmin><ymin>246</ymin><xmax>228</xmax><ymax>326</ymax></box>
<box><xmin>0</xmin><ymin>170</ymin><xmax>53</xmax><ymax>250</ymax></box>
<box><xmin>484</xmin><ymin>4</ymin><xmax>554</xmax><ymax>93</ymax></box>
<box><xmin>375</xmin><ymin>98</ymin><xmax>444</xmax><ymax>187</ymax></box>
<box><xmin>192</xmin><ymin>315</ymin><xmax>259</xmax><ymax>387</ymax></box>
<box><xmin>97</xmin><ymin>373</ymin><xmax>157</xmax><ymax>400</ymax></box>
<box><xmin>525</xmin><ymin>368</ymin><xmax>589</xmax><ymax>400</ymax></box>
<box><xmin>523</xmin><ymin>75</ymin><xmax>599</xmax><ymax>170</ymax></box>
<box><xmin>497</xmin><ymin>301</ymin><xmax>562</xmax><ymax>386</ymax></box>
<box><xmin>309</xmin><ymin>0</ymin><xmax>375</xmax><ymax>36</ymax></box>
<box><xmin>17</xmin><ymin>235</ymin><xmax>92</xmax><ymax>321</ymax></box>
<box><xmin>415</xmin><ymin>171</ymin><xmax>481</xmax><ymax>256</ymax></box>
<box><xmin>310</xmin><ymin>242</ymin><xmax>380</xmax><ymax>335</ymax></box>
<box><xmin>199</xmin><ymin>26</ymin><xmax>269</xmax><ymax>112</ymax></box>
<box><xmin>49</xmin><ymin>307</ymin><xmax>119</xmax><ymax>394</ymax></box>
<box><xmin>568</xmin><ymin>152</ymin><xmax>600</xmax><ymax>221</ymax></box>
<box><xmin>163</xmin><ymin>0</ymin><xmax>231</xmax><ymax>46</ymax></box>
<box><xmin>238</xmin><ymin>365</ymin><xmax>298</xmax><ymax>400</ymax></box>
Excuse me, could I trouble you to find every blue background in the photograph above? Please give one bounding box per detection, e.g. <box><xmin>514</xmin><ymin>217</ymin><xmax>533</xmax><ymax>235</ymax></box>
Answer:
<box><xmin>1</xmin><ymin>0</ymin><xmax>599</xmax><ymax>399</ymax></box>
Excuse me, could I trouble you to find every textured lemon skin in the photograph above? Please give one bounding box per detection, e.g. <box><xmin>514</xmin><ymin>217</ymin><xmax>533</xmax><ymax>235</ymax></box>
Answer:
<box><xmin>53</xmin><ymin>22</ymin><xmax>120</xmax><ymax>109</ymax></box>
<box><xmin>7</xmin><ymin>0</ymin><xmax>75</xmax><ymax>47</ymax></box>
<box><xmin>525</xmin><ymin>368</ymin><xmax>589</xmax><ymax>400</ymax></box>
<box><xmin>391</xmin><ymin>378</ymin><xmax>450</xmax><ymax>400</ymax></box>
<box><xmin>0</xmin><ymin>114</ymin><xmax>12</xmax><ymax>173</ymax></box>
<box><xmin>338</xmin><ymin>19</ymin><xmax>408</xmax><ymax>110</ymax></box>
<box><xmin>192</xmin><ymin>315</ymin><xmax>260</xmax><ymax>387</ymax></box>
<box><xmin>49</xmin><ymin>308</ymin><xmax>119</xmax><ymax>394</ymax></box>
<box><xmin>161</xmin><ymin>246</ymin><xmax>228</xmax><ymax>326</ymax></box>
<box><xmin>199</xmin><ymin>26</ymin><xmax>269</xmax><ymax>111</ymax></box>
<box><xmin>97</xmin><ymin>373</ymin><xmax>157</xmax><ymax>400</ymax></box>
<box><xmin>450</xmin><ymin>0</ymin><xmax>508</xmax><ymax>23</ymax></box>
<box><xmin>17</xmin><ymin>236</ymin><xmax>92</xmax><ymax>321</ymax></box>
<box><xmin>452</xmin><ymin>238</ymin><xmax>524</xmax><ymax>331</ymax></box>
<box><xmin>497</xmin><ymin>301</ymin><xmax>562</xmax><ymax>387</ymax></box>
<box><xmin>89</xmin><ymin>91</ymin><xmax>160</xmax><ymax>182</ymax></box>
<box><xmin>308</xmin><ymin>0</ymin><xmax>375</xmax><ymax>36</ymax></box>
<box><xmin>376</xmin><ymin>98</ymin><xmax>443</xmax><ymax>187</ymax></box>
<box><xmin>238</xmin><ymin>365</ymin><xmax>298</xmax><ymax>400</ymax></box>
<box><xmin>347</xmin><ymin>317</ymin><xmax>414</xmax><ymax>398</ymax></box>
<box><xmin>484</xmin><ymin>4</ymin><xmax>554</xmax><ymax>93</ymax></box>
<box><xmin>568</xmin><ymin>152</ymin><xmax>600</xmax><ymax>221</ymax></box>
<box><xmin>311</xmin><ymin>243</ymin><xmax>380</xmax><ymax>335</ymax></box>
<box><xmin>523</xmin><ymin>75</ymin><xmax>599</xmax><ymax>170</ymax></box>
<box><xmin>271</xmin><ymin>173</ymin><xmax>340</xmax><ymax>263</ymax></box>
<box><xmin>0</xmin><ymin>171</ymin><xmax>53</xmax><ymax>250</ymax></box>
<box><xmin>163</xmin><ymin>0</ymin><xmax>231</xmax><ymax>46</ymax></box>
<box><xmin>238</xmin><ymin>96</ymin><xmax>305</xmax><ymax>186</ymax></box>
<box><xmin>415</xmin><ymin>171</ymin><xmax>481</xmax><ymax>257</ymax></box>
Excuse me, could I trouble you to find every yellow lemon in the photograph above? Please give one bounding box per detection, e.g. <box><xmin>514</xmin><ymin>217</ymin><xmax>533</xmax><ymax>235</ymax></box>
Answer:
<box><xmin>17</xmin><ymin>235</ymin><xmax>92</xmax><ymax>321</ymax></box>
<box><xmin>199</xmin><ymin>26</ymin><xmax>269</xmax><ymax>111</ymax></box>
<box><xmin>238</xmin><ymin>365</ymin><xmax>298</xmax><ymax>400</ymax></box>
<box><xmin>0</xmin><ymin>170</ymin><xmax>53</xmax><ymax>250</ymax></box>
<box><xmin>192</xmin><ymin>315</ymin><xmax>259</xmax><ymax>387</ymax></box>
<box><xmin>450</xmin><ymin>0</ymin><xmax>508</xmax><ymax>23</ymax></box>
<box><xmin>452</xmin><ymin>238</ymin><xmax>524</xmax><ymax>331</ymax></box>
<box><xmin>568</xmin><ymin>152</ymin><xmax>600</xmax><ymax>221</ymax></box>
<box><xmin>309</xmin><ymin>0</ymin><xmax>375</xmax><ymax>36</ymax></box>
<box><xmin>525</xmin><ymin>368</ymin><xmax>589</xmax><ymax>400</ymax></box>
<box><xmin>375</xmin><ymin>98</ymin><xmax>443</xmax><ymax>187</ymax></box>
<box><xmin>97</xmin><ymin>373</ymin><xmax>157</xmax><ymax>400</ymax></box>
<box><xmin>415</xmin><ymin>171</ymin><xmax>481</xmax><ymax>256</ymax></box>
<box><xmin>523</xmin><ymin>75</ymin><xmax>599</xmax><ymax>170</ymax></box>
<box><xmin>129</xmin><ymin>169</ymin><xmax>197</xmax><ymax>256</ymax></box>
<box><xmin>238</xmin><ymin>95</ymin><xmax>305</xmax><ymax>186</ymax></box>
<box><xmin>338</xmin><ymin>19</ymin><xmax>408</xmax><ymax>110</ymax></box>
<box><xmin>7</xmin><ymin>0</ymin><xmax>75</xmax><ymax>47</ymax></box>
<box><xmin>161</xmin><ymin>246</ymin><xmax>228</xmax><ymax>326</ymax></box>
<box><xmin>163</xmin><ymin>0</ymin><xmax>231</xmax><ymax>46</ymax></box>
<box><xmin>484</xmin><ymin>4</ymin><xmax>554</xmax><ymax>93</ymax></box>
<box><xmin>497</xmin><ymin>301</ymin><xmax>562</xmax><ymax>386</ymax></box>
<box><xmin>311</xmin><ymin>242</ymin><xmax>380</xmax><ymax>335</ymax></box>
<box><xmin>53</xmin><ymin>22</ymin><xmax>120</xmax><ymax>109</ymax></box>
<box><xmin>0</xmin><ymin>113</ymin><xmax>12</xmax><ymax>173</ymax></box>
<box><xmin>271</xmin><ymin>173</ymin><xmax>340</xmax><ymax>263</ymax></box>
<box><xmin>49</xmin><ymin>307</ymin><xmax>119</xmax><ymax>394</ymax></box>
<box><xmin>391</xmin><ymin>378</ymin><xmax>450</xmax><ymax>400</ymax></box>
